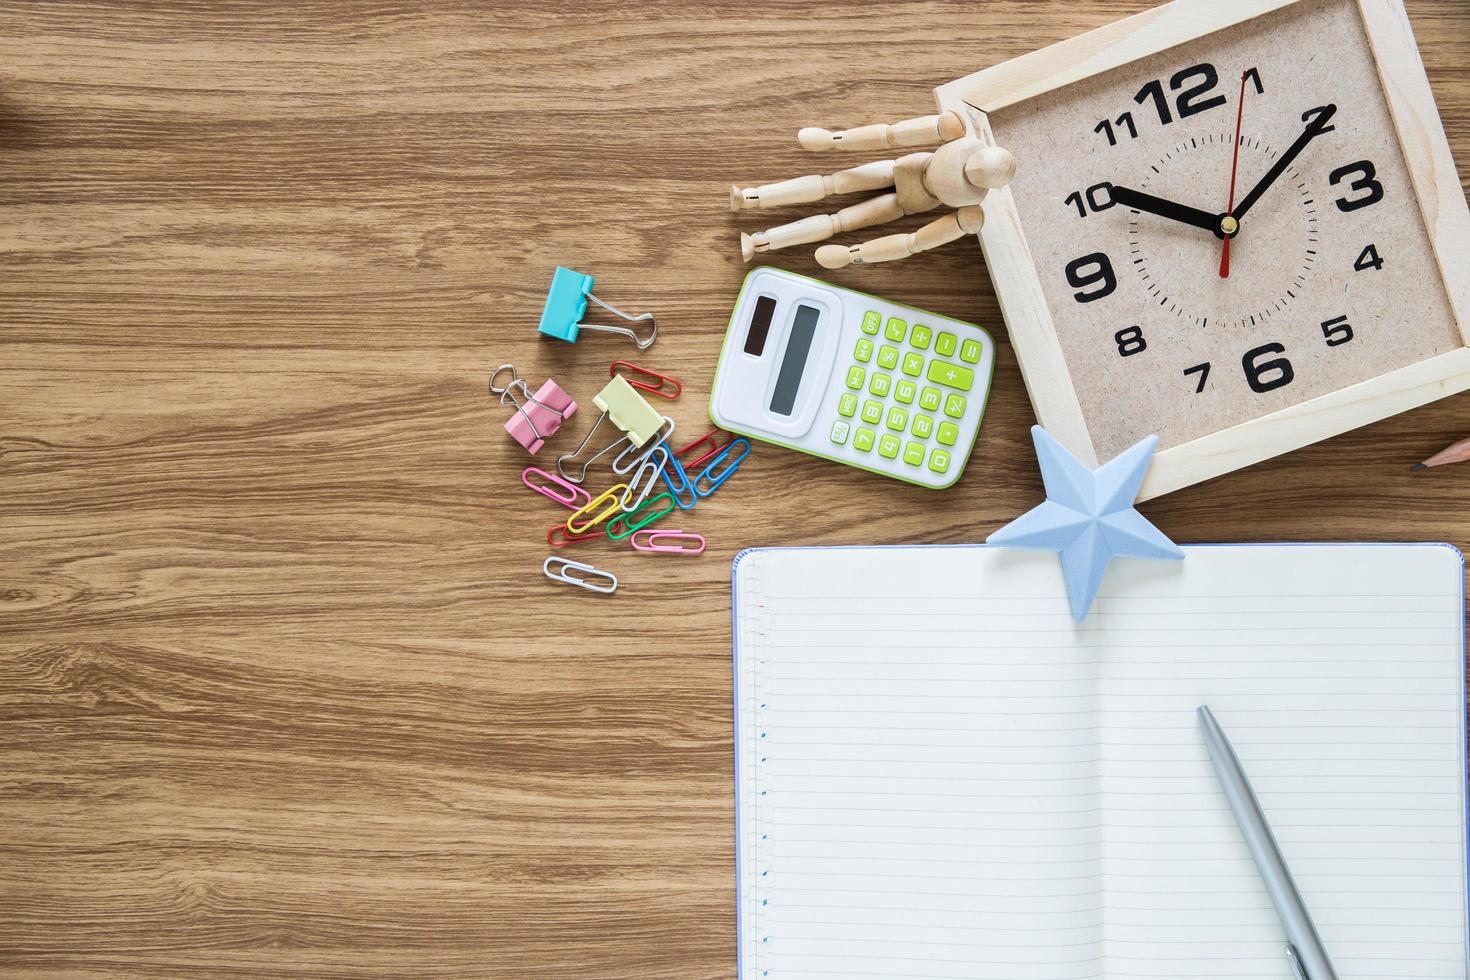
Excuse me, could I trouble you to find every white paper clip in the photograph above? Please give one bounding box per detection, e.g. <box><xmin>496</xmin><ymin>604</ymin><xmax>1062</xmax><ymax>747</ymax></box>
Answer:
<box><xmin>611</xmin><ymin>416</ymin><xmax>676</xmax><ymax>475</ymax></box>
<box><xmin>620</xmin><ymin>445</ymin><xmax>671</xmax><ymax>512</ymax></box>
<box><xmin>543</xmin><ymin>555</ymin><xmax>618</xmax><ymax>594</ymax></box>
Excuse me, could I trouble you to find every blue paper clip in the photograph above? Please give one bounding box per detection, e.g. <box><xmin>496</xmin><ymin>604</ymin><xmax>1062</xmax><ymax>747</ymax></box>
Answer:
<box><xmin>538</xmin><ymin>266</ymin><xmax>657</xmax><ymax>349</ymax></box>
<box><xmin>660</xmin><ymin>452</ymin><xmax>698</xmax><ymax>510</ymax></box>
<box><xmin>694</xmin><ymin>438</ymin><xmax>752</xmax><ymax>497</ymax></box>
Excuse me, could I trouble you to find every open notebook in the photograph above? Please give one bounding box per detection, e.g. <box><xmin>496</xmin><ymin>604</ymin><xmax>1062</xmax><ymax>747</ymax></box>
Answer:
<box><xmin>733</xmin><ymin>544</ymin><xmax>1467</xmax><ymax>979</ymax></box>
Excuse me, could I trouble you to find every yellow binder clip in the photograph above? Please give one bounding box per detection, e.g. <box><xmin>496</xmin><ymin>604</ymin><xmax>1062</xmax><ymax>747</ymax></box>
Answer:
<box><xmin>556</xmin><ymin>376</ymin><xmax>668</xmax><ymax>485</ymax></box>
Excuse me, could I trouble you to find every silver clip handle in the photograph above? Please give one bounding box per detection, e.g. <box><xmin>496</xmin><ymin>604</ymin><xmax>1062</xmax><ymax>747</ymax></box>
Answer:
<box><xmin>578</xmin><ymin>293</ymin><xmax>658</xmax><ymax>349</ymax></box>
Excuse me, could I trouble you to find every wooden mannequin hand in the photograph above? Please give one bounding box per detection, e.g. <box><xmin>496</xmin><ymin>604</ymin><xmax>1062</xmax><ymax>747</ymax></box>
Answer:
<box><xmin>729</xmin><ymin>110</ymin><xmax>1018</xmax><ymax>268</ymax></box>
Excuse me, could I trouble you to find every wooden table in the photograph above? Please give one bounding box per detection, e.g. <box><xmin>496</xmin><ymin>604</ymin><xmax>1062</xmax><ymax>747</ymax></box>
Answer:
<box><xmin>2</xmin><ymin>2</ymin><xmax>1467</xmax><ymax>976</ymax></box>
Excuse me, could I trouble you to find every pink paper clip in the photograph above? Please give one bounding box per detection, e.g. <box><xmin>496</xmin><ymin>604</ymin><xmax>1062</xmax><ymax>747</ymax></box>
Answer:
<box><xmin>629</xmin><ymin>529</ymin><xmax>706</xmax><ymax>555</ymax></box>
<box><xmin>491</xmin><ymin>364</ymin><xmax>577</xmax><ymax>454</ymax></box>
<box><xmin>522</xmin><ymin>466</ymin><xmax>592</xmax><ymax>509</ymax></box>
<box><xmin>676</xmin><ymin>428</ymin><xmax>733</xmax><ymax>470</ymax></box>
<box><xmin>610</xmin><ymin>360</ymin><xmax>682</xmax><ymax>400</ymax></box>
<box><xmin>548</xmin><ymin>524</ymin><xmax>604</xmax><ymax>548</ymax></box>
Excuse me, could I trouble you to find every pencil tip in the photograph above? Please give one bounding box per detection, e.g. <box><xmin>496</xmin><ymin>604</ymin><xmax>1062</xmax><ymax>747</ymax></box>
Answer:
<box><xmin>1412</xmin><ymin>462</ymin><xmax>1428</xmax><ymax>471</ymax></box>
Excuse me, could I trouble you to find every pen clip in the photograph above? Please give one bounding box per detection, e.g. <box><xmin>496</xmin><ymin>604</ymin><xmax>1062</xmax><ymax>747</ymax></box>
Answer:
<box><xmin>1285</xmin><ymin>944</ymin><xmax>1309</xmax><ymax>980</ymax></box>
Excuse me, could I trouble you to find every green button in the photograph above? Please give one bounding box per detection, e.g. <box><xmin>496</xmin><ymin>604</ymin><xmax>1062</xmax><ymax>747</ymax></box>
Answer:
<box><xmin>885</xmin><ymin>317</ymin><xmax>907</xmax><ymax>342</ymax></box>
<box><xmin>878</xmin><ymin>434</ymin><xmax>901</xmax><ymax>459</ymax></box>
<box><xmin>919</xmin><ymin>387</ymin><xmax>942</xmax><ymax>411</ymax></box>
<box><xmin>912</xmin><ymin>415</ymin><xmax>934</xmax><ymax>439</ymax></box>
<box><xmin>928</xmin><ymin>448</ymin><xmax>952</xmax><ymax>473</ymax></box>
<box><xmin>937</xmin><ymin>421</ymin><xmax>959</xmax><ymax>446</ymax></box>
<box><xmin>854</xmin><ymin>427</ymin><xmax>876</xmax><ymax>452</ymax></box>
<box><xmin>877</xmin><ymin>345</ymin><xmax>900</xmax><ymax>370</ymax></box>
<box><xmin>861</xmin><ymin>400</ymin><xmax>884</xmax><ymax>424</ymax></box>
<box><xmin>830</xmin><ymin>420</ymin><xmax>850</xmax><ymax>445</ymax></box>
<box><xmin>846</xmin><ymin>366</ymin><xmax>866</xmax><ymax>390</ymax></box>
<box><xmin>944</xmin><ymin>393</ymin><xmax>967</xmax><ymax>419</ymax></box>
<box><xmin>901</xmin><ymin>352</ymin><xmax>924</xmax><ymax>377</ymax></box>
<box><xmin>910</xmin><ymin>324</ymin><xmax>932</xmax><ymax>350</ymax></box>
<box><xmin>869</xmin><ymin>373</ymin><xmax>891</xmax><ymax>397</ymax></box>
<box><xmin>927</xmin><ymin>360</ymin><xmax>974</xmax><ymax>391</ymax></box>
<box><xmin>960</xmin><ymin>338</ymin><xmax>982</xmax><ymax>363</ymax></box>
<box><xmin>854</xmin><ymin>338</ymin><xmax>873</xmax><ymax>363</ymax></box>
<box><xmin>838</xmin><ymin>392</ymin><xmax>858</xmax><ymax>417</ymax></box>
<box><xmin>894</xmin><ymin>380</ymin><xmax>916</xmax><ymax>404</ymax></box>
<box><xmin>861</xmin><ymin>311</ymin><xmax>882</xmax><ymax>335</ymax></box>
<box><xmin>935</xmin><ymin>332</ymin><xmax>957</xmax><ymax>357</ymax></box>
<box><xmin>886</xmin><ymin>406</ymin><xmax>908</xmax><ymax>431</ymax></box>
<box><xmin>903</xmin><ymin>442</ymin><xmax>925</xmax><ymax>466</ymax></box>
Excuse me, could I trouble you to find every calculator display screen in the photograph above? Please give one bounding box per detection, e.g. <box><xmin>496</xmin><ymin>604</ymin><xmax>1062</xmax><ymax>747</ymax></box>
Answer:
<box><xmin>744</xmin><ymin>295</ymin><xmax>777</xmax><ymax>356</ymax></box>
<box><xmin>769</xmin><ymin>304</ymin><xmax>819</xmax><ymax>416</ymax></box>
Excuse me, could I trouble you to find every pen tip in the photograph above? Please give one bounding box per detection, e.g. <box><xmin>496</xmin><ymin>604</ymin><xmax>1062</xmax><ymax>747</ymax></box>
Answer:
<box><xmin>1412</xmin><ymin>462</ymin><xmax>1428</xmax><ymax>471</ymax></box>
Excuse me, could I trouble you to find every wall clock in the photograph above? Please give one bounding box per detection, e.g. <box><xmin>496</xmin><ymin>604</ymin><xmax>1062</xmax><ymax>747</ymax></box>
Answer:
<box><xmin>940</xmin><ymin>0</ymin><xmax>1470</xmax><ymax>498</ymax></box>
<box><xmin>730</xmin><ymin>0</ymin><xmax>1470</xmax><ymax>500</ymax></box>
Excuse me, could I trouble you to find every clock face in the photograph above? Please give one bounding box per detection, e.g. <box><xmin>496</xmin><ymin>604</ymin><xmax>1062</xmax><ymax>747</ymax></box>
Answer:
<box><xmin>986</xmin><ymin>0</ymin><xmax>1462</xmax><ymax>459</ymax></box>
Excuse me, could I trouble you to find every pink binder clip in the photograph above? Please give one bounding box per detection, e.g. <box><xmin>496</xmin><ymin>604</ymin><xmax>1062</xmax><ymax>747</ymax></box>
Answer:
<box><xmin>491</xmin><ymin>364</ymin><xmax>577</xmax><ymax>454</ymax></box>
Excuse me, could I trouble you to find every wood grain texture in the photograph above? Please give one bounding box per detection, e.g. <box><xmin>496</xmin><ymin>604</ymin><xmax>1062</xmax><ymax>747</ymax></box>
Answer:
<box><xmin>0</xmin><ymin>1</ymin><xmax>1466</xmax><ymax>976</ymax></box>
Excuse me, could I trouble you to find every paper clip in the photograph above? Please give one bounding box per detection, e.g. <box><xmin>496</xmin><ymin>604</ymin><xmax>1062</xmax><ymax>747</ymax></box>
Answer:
<box><xmin>605</xmin><ymin>492</ymin><xmax>675</xmax><ymax>541</ymax></box>
<box><xmin>538</xmin><ymin>266</ymin><xmax>657</xmax><ymax>349</ymax></box>
<box><xmin>522</xmin><ymin>466</ymin><xmax>592</xmax><ymax>510</ymax></box>
<box><xmin>694</xmin><ymin>438</ymin><xmax>752</xmax><ymax>497</ymax></box>
<box><xmin>548</xmin><ymin>524</ymin><xmax>604</xmax><ymax>548</ymax></box>
<box><xmin>611</xmin><ymin>417</ymin><xmax>676</xmax><ymax>475</ymax></box>
<box><xmin>620</xmin><ymin>445</ymin><xmax>670</xmax><ymax>512</ymax></box>
<box><xmin>555</xmin><ymin>413</ymin><xmax>633</xmax><ymax>485</ymax></box>
<box><xmin>543</xmin><ymin>555</ymin><xmax>618</xmax><ymax>594</ymax></box>
<box><xmin>677</xmin><ymin>428</ymin><xmax>734</xmax><ymax>471</ymax></box>
<box><xmin>566</xmin><ymin>483</ymin><xmax>629</xmax><ymax>534</ymax></box>
<box><xmin>490</xmin><ymin>364</ymin><xmax>577</xmax><ymax>454</ymax></box>
<box><xmin>630</xmin><ymin>529</ymin><xmax>706</xmax><ymax>555</ymax></box>
<box><xmin>610</xmin><ymin>360</ymin><xmax>682</xmax><ymax>400</ymax></box>
<box><xmin>659</xmin><ymin>451</ymin><xmax>698</xmax><ymax>510</ymax></box>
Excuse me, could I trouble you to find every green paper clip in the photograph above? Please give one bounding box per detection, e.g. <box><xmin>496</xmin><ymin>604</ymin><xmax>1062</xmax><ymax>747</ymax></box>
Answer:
<box><xmin>538</xmin><ymin>266</ymin><xmax>657</xmax><ymax>349</ymax></box>
<box><xmin>594</xmin><ymin>375</ymin><xmax>665</xmax><ymax>447</ymax></box>
<box><xmin>605</xmin><ymin>492</ymin><xmax>675</xmax><ymax>541</ymax></box>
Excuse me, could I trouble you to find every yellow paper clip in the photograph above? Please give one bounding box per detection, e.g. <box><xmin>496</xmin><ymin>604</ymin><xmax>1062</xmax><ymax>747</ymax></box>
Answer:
<box><xmin>566</xmin><ymin>483</ymin><xmax>629</xmax><ymax>535</ymax></box>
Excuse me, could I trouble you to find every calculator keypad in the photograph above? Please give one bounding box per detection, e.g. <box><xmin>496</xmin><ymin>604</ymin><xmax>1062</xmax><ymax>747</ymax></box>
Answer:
<box><xmin>828</xmin><ymin>308</ymin><xmax>988</xmax><ymax>485</ymax></box>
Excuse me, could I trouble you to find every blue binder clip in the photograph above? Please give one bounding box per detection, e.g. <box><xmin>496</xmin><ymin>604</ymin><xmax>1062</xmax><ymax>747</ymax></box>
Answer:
<box><xmin>538</xmin><ymin>266</ymin><xmax>657</xmax><ymax>349</ymax></box>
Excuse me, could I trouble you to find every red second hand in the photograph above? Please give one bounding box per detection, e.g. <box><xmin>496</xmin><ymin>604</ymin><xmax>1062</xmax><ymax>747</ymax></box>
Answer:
<box><xmin>1220</xmin><ymin>71</ymin><xmax>1249</xmax><ymax>279</ymax></box>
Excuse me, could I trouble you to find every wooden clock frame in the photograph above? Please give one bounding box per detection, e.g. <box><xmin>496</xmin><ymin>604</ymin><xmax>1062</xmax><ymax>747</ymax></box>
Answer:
<box><xmin>933</xmin><ymin>0</ymin><xmax>1470</xmax><ymax>500</ymax></box>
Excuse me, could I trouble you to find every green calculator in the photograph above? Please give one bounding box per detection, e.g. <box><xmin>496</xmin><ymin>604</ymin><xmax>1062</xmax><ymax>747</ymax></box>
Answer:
<box><xmin>709</xmin><ymin>267</ymin><xmax>994</xmax><ymax>489</ymax></box>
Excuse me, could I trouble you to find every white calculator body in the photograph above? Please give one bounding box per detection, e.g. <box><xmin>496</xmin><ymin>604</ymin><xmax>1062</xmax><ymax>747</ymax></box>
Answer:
<box><xmin>709</xmin><ymin>267</ymin><xmax>994</xmax><ymax>490</ymax></box>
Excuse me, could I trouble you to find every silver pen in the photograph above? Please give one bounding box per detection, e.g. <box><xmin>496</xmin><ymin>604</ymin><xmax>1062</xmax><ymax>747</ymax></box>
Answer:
<box><xmin>1197</xmin><ymin>705</ymin><xmax>1339</xmax><ymax>980</ymax></box>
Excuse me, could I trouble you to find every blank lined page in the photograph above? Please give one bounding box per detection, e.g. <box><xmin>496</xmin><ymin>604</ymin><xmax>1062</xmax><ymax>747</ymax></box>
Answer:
<box><xmin>733</xmin><ymin>544</ymin><xmax>1467</xmax><ymax>980</ymax></box>
<box><xmin>1094</xmin><ymin>545</ymin><xmax>1467</xmax><ymax>979</ymax></box>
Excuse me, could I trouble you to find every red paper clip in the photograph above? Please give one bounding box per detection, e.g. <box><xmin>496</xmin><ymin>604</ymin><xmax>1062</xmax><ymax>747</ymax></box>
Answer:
<box><xmin>676</xmin><ymin>428</ymin><xmax>733</xmax><ymax>470</ymax></box>
<box><xmin>548</xmin><ymin>523</ymin><xmax>604</xmax><ymax>548</ymax></box>
<box><xmin>610</xmin><ymin>360</ymin><xmax>682</xmax><ymax>400</ymax></box>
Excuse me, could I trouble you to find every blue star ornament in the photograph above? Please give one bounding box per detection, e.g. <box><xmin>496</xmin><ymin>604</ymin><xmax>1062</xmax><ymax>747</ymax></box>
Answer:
<box><xmin>987</xmin><ymin>426</ymin><xmax>1183</xmax><ymax>622</ymax></box>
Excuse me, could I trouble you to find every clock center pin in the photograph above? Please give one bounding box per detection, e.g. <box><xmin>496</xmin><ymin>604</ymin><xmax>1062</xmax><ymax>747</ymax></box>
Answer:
<box><xmin>1219</xmin><ymin>215</ymin><xmax>1240</xmax><ymax>236</ymax></box>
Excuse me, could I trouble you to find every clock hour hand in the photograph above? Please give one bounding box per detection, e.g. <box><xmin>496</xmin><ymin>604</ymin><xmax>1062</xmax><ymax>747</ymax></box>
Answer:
<box><xmin>1233</xmin><ymin>103</ymin><xmax>1337</xmax><ymax>221</ymax></box>
<box><xmin>1110</xmin><ymin>185</ymin><xmax>1222</xmax><ymax>235</ymax></box>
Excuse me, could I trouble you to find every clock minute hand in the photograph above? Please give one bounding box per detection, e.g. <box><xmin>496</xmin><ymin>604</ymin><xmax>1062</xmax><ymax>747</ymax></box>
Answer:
<box><xmin>1110</xmin><ymin>186</ymin><xmax>1221</xmax><ymax>234</ymax></box>
<box><xmin>1233</xmin><ymin>103</ymin><xmax>1337</xmax><ymax>221</ymax></box>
